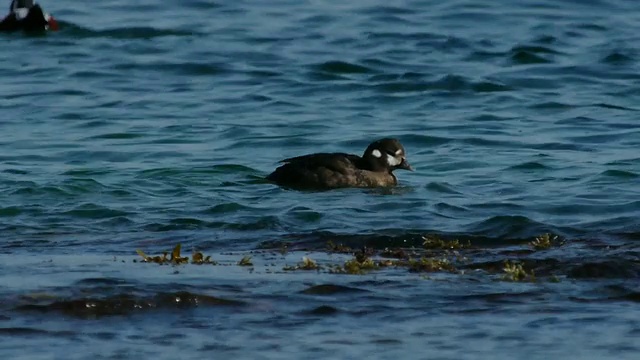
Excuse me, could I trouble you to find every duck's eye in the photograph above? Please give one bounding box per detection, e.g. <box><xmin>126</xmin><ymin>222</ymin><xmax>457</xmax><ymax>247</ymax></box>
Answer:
<box><xmin>386</xmin><ymin>150</ymin><xmax>396</xmax><ymax>156</ymax></box>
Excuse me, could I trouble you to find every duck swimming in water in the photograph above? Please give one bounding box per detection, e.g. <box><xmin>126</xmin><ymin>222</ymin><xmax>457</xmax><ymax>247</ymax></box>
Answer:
<box><xmin>267</xmin><ymin>138</ymin><xmax>413</xmax><ymax>190</ymax></box>
<box><xmin>0</xmin><ymin>0</ymin><xmax>58</xmax><ymax>32</ymax></box>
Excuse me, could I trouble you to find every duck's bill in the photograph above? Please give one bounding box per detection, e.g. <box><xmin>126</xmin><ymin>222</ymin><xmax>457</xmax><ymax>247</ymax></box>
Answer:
<box><xmin>398</xmin><ymin>159</ymin><xmax>413</xmax><ymax>171</ymax></box>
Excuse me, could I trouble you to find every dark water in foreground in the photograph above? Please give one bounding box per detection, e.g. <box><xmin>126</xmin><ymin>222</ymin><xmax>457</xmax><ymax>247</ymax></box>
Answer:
<box><xmin>1</xmin><ymin>0</ymin><xmax>639</xmax><ymax>358</ymax></box>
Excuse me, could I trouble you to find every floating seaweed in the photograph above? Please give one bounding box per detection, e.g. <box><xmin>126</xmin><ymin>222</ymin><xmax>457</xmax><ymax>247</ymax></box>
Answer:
<box><xmin>131</xmin><ymin>239</ymin><xmax>576</xmax><ymax>283</ymax></box>
<box><xmin>238</xmin><ymin>256</ymin><xmax>253</xmax><ymax>266</ymax></box>
<box><xmin>170</xmin><ymin>244</ymin><xmax>189</xmax><ymax>265</ymax></box>
<box><xmin>421</xmin><ymin>234</ymin><xmax>469</xmax><ymax>250</ymax></box>
<box><xmin>135</xmin><ymin>244</ymin><xmax>216</xmax><ymax>265</ymax></box>
<box><xmin>135</xmin><ymin>249</ymin><xmax>167</xmax><ymax>264</ymax></box>
<box><xmin>342</xmin><ymin>257</ymin><xmax>377</xmax><ymax>274</ymax></box>
<box><xmin>405</xmin><ymin>257</ymin><xmax>456</xmax><ymax>273</ymax></box>
<box><xmin>379</xmin><ymin>247</ymin><xmax>410</xmax><ymax>259</ymax></box>
<box><xmin>502</xmin><ymin>261</ymin><xmax>536</xmax><ymax>282</ymax></box>
<box><xmin>283</xmin><ymin>256</ymin><xmax>321</xmax><ymax>271</ymax></box>
<box><xmin>339</xmin><ymin>250</ymin><xmax>378</xmax><ymax>274</ymax></box>
<box><xmin>529</xmin><ymin>233</ymin><xmax>560</xmax><ymax>250</ymax></box>
<box><xmin>191</xmin><ymin>251</ymin><xmax>217</xmax><ymax>265</ymax></box>
<box><xmin>327</xmin><ymin>240</ymin><xmax>352</xmax><ymax>253</ymax></box>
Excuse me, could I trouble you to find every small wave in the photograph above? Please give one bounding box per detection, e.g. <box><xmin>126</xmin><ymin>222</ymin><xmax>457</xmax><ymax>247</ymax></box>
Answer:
<box><xmin>511</xmin><ymin>51</ymin><xmax>552</xmax><ymax>64</ymax></box>
<box><xmin>555</xmin><ymin>116</ymin><xmax>599</xmax><ymax>125</ymax></box>
<box><xmin>144</xmin><ymin>216</ymin><xmax>281</xmax><ymax>232</ymax></box>
<box><xmin>507</xmin><ymin>161</ymin><xmax>551</xmax><ymax>171</ymax></box>
<box><xmin>469</xmin><ymin>114</ymin><xmax>517</xmax><ymax>122</ymax></box>
<box><xmin>372</xmin><ymin>81</ymin><xmax>432</xmax><ymax>93</ymax></box>
<box><xmin>359</xmin><ymin>5</ymin><xmax>416</xmax><ymax>16</ymax></box>
<box><xmin>430</xmin><ymin>74</ymin><xmax>469</xmax><ymax>91</ymax></box>
<box><xmin>148</xmin><ymin>217</ymin><xmax>208</xmax><ymax>231</ymax></box>
<box><xmin>599</xmin><ymin>170</ymin><xmax>639</xmax><ymax>178</ymax></box>
<box><xmin>606</xmin><ymin>158</ymin><xmax>640</xmax><ymax>166</ymax></box>
<box><xmin>246</xmin><ymin>69</ymin><xmax>282</xmax><ymax>78</ymax></box>
<box><xmin>370</xmin><ymin>74</ymin><xmax>511</xmax><ymax>94</ymax></box>
<box><xmin>62</xmin><ymin>204</ymin><xmax>130</xmax><ymax>219</ymax></box>
<box><xmin>425</xmin><ymin>182</ymin><xmax>462</xmax><ymax>195</ymax></box>
<box><xmin>0</xmin><ymin>327</ymin><xmax>75</xmax><ymax>338</ymax></box>
<box><xmin>203</xmin><ymin>203</ymin><xmax>251</xmax><ymax>215</ymax></box>
<box><xmin>208</xmin><ymin>164</ymin><xmax>258</xmax><ymax>173</ymax></box>
<box><xmin>574</xmin><ymin>23</ymin><xmax>608</xmax><ymax>32</ymax></box>
<box><xmin>68</xmin><ymin>70</ymin><xmax>118</xmax><ymax>79</ymax></box>
<box><xmin>298</xmin><ymin>14</ymin><xmax>336</xmax><ymax>26</ymax></box>
<box><xmin>85</xmin><ymin>133</ymin><xmax>146</xmax><ymax>140</ymax></box>
<box><xmin>136</xmin><ymin>167</ymin><xmax>181</xmax><ymax>178</ymax></box>
<box><xmin>4</xmin><ymin>89</ymin><xmax>91</xmax><ymax>100</ymax></box>
<box><xmin>61</xmin><ymin>23</ymin><xmax>196</xmax><ymax>39</ymax></box>
<box><xmin>61</xmin><ymin>178</ymin><xmax>109</xmax><ymax>193</ymax></box>
<box><xmin>401</xmin><ymin>134</ymin><xmax>453</xmax><ymax>147</ymax></box>
<box><xmin>112</xmin><ymin>62</ymin><xmax>227</xmax><ymax>76</ymax></box>
<box><xmin>567</xmin><ymin>132</ymin><xmax>634</xmax><ymax>144</ymax></box>
<box><xmin>365</xmin><ymin>31</ymin><xmax>442</xmax><ymax>41</ymax></box>
<box><xmin>312</xmin><ymin>61</ymin><xmax>375</xmax><ymax>74</ymax></box>
<box><xmin>465</xmin><ymin>49</ymin><xmax>505</xmax><ymax>62</ymax></box>
<box><xmin>2</xmin><ymin>169</ymin><xmax>29</xmax><ymax>175</ymax></box>
<box><xmin>509</xmin><ymin>45</ymin><xmax>558</xmax><ymax>65</ymax></box>
<box><xmin>601</xmin><ymin>52</ymin><xmax>634</xmax><ymax>65</ymax></box>
<box><xmin>511</xmin><ymin>45</ymin><xmax>562</xmax><ymax>55</ymax></box>
<box><xmin>433</xmin><ymin>202</ymin><xmax>469</xmax><ymax>213</ymax></box>
<box><xmin>592</xmin><ymin>103</ymin><xmax>637</xmax><ymax>111</ymax></box>
<box><xmin>471</xmin><ymin>80</ymin><xmax>512</xmax><ymax>92</ymax></box>
<box><xmin>569</xmin><ymin>261</ymin><xmax>640</xmax><ymax>279</ymax></box>
<box><xmin>186</xmin><ymin>1</ymin><xmax>223</xmax><ymax>10</ymax></box>
<box><xmin>0</xmin><ymin>206</ymin><xmax>22</xmax><ymax>217</ymax></box>
<box><xmin>468</xmin><ymin>215</ymin><xmax>553</xmax><ymax>239</ymax></box>
<box><xmin>530</xmin><ymin>142</ymin><xmax>587</xmax><ymax>151</ymax></box>
<box><xmin>529</xmin><ymin>101</ymin><xmax>575</xmax><ymax>110</ymax></box>
<box><xmin>467</xmin><ymin>202</ymin><xmax>524</xmax><ymax>211</ymax></box>
<box><xmin>61</xmin><ymin>169</ymin><xmax>112</xmax><ymax>176</ymax></box>
<box><xmin>286</xmin><ymin>206</ymin><xmax>323</xmax><ymax>223</ymax></box>
<box><xmin>372</xmin><ymin>74</ymin><xmax>467</xmax><ymax>93</ymax></box>
<box><xmin>261</xmin><ymin>231</ymin><xmax>429</xmax><ymax>250</ymax></box>
<box><xmin>137</xmin><ymin>165</ymin><xmax>256</xmax><ymax>180</ymax></box>
<box><xmin>459</xmin><ymin>137</ymin><xmax>516</xmax><ymax>148</ymax></box>
<box><xmin>532</xmin><ymin>35</ymin><xmax>559</xmax><ymax>45</ymax></box>
<box><xmin>11</xmin><ymin>185</ymin><xmax>72</xmax><ymax>197</ymax></box>
<box><xmin>60</xmin><ymin>150</ymin><xmax>133</xmax><ymax>163</ymax></box>
<box><xmin>300</xmin><ymin>284</ymin><xmax>369</xmax><ymax>295</ymax></box>
<box><xmin>72</xmin><ymin>120</ymin><xmax>110</xmax><ymax>129</ymax></box>
<box><xmin>16</xmin><ymin>291</ymin><xmax>245</xmax><ymax>318</ymax></box>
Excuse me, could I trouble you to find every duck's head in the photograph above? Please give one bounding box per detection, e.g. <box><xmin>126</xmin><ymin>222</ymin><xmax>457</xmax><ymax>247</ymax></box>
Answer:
<box><xmin>363</xmin><ymin>138</ymin><xmax>413</xmax><ymax>173</ymax></box>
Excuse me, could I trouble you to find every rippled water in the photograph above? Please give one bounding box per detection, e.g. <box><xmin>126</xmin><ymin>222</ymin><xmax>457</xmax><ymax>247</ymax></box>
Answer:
<box><xmin>1</xmin><ymin>0</ymin><xmax>639</xmax><ymax>358</ymax></box>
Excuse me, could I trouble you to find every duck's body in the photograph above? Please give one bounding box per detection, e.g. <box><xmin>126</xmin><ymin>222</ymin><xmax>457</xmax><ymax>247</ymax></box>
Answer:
<box><xmin>0</xmin><ymin>1</ymin><xmax>58</xmax><ymax>32</ymax></box>
<box><xmin>267</xmin><ymin>138</ymin><xmax>412</xmax><ymax>190</ymax></box>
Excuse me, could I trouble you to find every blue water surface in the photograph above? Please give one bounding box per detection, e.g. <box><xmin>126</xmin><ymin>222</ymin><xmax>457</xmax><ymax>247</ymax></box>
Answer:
<box><xmin>0</xmin><ymin>0</ymin><xmax>638</xmax><ymax>359</ymax></box>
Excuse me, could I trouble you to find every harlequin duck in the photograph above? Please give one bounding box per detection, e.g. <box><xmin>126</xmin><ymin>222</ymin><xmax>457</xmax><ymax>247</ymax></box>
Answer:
<box><xmin>267</xmin><ymin>138</ymin><xmax>413</xmax><ymax>190</ymax></box>
<box><xmin>0</xmin><ymin>0</ymin><xmax>58</xmax><ymax>32</ymax></box>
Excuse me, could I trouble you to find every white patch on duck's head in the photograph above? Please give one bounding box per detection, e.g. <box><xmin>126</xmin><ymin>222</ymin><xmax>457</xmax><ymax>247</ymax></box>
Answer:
<box><xmin>14</xmin><ymin>7</ymin><xmax>29</xmax><ymax>19</ymax></box>
<box><xmin>386</xmin><ymin>154</ymin><xmax>402</xmax><ymax>166</ymax></box>
<box><xmin>13</xmin><ymin>0</ymin><xmax>34</xmax><ymax>9</ymax></box>
<box><xmin>371</xmin><ymin>149</ymin><xmax>382</xmax><ymax>158</ymax></box>
<box><xmin>395</xmin><ymin>149</ymin><xmax>403</xmax><ymax>155</ymax></box>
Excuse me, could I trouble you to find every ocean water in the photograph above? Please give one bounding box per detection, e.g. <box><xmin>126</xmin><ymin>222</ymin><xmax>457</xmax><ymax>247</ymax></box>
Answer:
<box><xmin>1</xmin><ymin>0</ymin><xmax>639</xmax><ymax>359</ymax></box>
